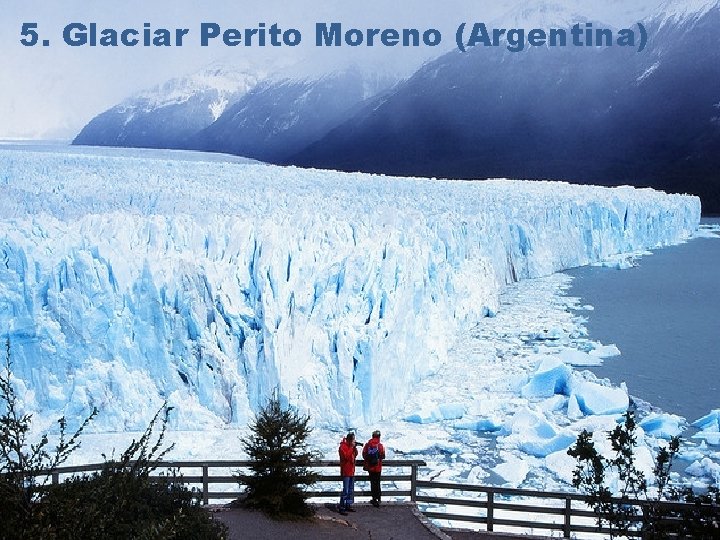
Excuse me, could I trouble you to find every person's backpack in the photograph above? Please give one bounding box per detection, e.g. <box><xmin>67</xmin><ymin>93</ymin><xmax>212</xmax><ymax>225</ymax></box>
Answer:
<box><xmin>365</xmin><ymin>443</ymin><xmax>380</xmax><ymax>467</ymax></box>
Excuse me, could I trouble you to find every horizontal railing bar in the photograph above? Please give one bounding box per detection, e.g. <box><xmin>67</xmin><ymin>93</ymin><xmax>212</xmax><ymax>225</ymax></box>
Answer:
<box><xmin>206</xmin><ymin>492</ymin><xmax>243</xmax><ymax>499</ymax></box>
<box><xmin>491</xmin><ymin>518</ymin><xmax>564</xmax><ymax>531</ymax></box>
<box><xmin>311</xmin><ymin>475</ymin><xmax>410</xmax><ymax>482</ymax></box>
<box><xmin>417</xmin><ymin>480</ymin><xmax>719</xmax><ymax>513</ymax></box>
<box><xmin>418</xmin><ymin>496</ymin><xmax>570</xmax><ymax>517</ymax></box>
<box><xmin>569</xmin><ymin>523</ymin><xmax>643</xmax><ymax>537</ymax></box>
<box><xmin>569</xmin><ymin>508</ymin><xmax>599</xmax><ymax>519</ymax></box>
<box><xmin>416</xmin><ymin>480</ymin><xmax>586</xmax><ymax>501</ymax></box>
<box><xmin>416</xmin><ymin>481</ymin><xmax>492</xmax><ymax>494</ymax></box>
<box><xmin>33</xmin><ymin>459</ymin><xmax>426</xmax><ymax>477</ymax></box>
<box><xmin>422</xmin><ymin>511</ymin><xmax>488</xmax><ymax>525</ymax></box>
<box><xmin>492</xmin><ymin>502</ymin><xmax>566</xmax><ymax>516</ymax></box>
<box><xmin>416</xmin><ymin>495</ymin><xmax>488</xmax><ymax>509</ymax></box>
<box><xmin>305</xmin><ymin>490</ymin><xmax>412</xmax><ymax>498</ymax></box>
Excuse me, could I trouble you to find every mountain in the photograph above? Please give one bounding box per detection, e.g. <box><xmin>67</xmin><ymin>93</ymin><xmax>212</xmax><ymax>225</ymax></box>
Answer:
<box><xmin>73</xmin><ymin>66</ymin><xmax>263</xmax><ymax>149</ymax></box>
<box><xmin>291</xmin><ymin>1</ymin><xmax>720</xmax><ymax>213</ymax></box>
<box><xmin>188</xmin><ymin>66</ymin><xmax>398</xmax><ymax>163</ymax></box>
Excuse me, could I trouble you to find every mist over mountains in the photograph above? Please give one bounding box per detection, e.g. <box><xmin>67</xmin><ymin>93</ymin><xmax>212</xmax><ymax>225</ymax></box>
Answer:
<box><xmin>72</xmin><ymin>1</ymin><xmax>720</xmax><ymax>212</ymax></box>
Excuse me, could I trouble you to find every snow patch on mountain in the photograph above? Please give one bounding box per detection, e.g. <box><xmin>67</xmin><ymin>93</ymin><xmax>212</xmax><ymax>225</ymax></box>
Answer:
<box><xmin>655</xmin><ymin>0</ymin><xmax>718</xmax><ymax>26</ymax></box>
<box><xmin>122</xmin><ymin>65</ymin><xmax>264</xmax><ymax>117</ymax></box>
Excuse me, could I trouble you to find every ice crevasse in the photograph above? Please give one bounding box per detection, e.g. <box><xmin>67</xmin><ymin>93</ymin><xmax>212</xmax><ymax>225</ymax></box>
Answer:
<box><xmin>0</xmin><ymin>150</ymin><xmax>701</xmax><ymax>430</ymax></box>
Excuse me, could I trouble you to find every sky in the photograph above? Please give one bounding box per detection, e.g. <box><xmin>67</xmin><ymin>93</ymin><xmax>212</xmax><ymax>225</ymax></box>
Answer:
<box><xmin>0</xmin><ymin>0</ymin><xmax>665</xmax><ymax>140</ymax></box>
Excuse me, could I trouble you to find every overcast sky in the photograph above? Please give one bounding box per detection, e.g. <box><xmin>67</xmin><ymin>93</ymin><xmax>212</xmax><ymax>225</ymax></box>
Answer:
<box><xmin>0</xmin><ymin>0</ymin><xmax>663</xmax><ymax>140</ymax></box>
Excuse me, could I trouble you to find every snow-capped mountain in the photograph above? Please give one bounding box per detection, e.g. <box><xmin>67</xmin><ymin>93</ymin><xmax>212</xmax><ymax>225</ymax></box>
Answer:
<box><xmin>655</xmin><ymin>0</ymin><xmax>719</xmax><ymax>26</ymax></box>
<box><xmin>0</xmin><ymin>147</ymin><xmax>699</xmax><ymax>432</ymax></box>
<box><xmin>292</xmin><ymin>0</ymin><xmax>720</xmax><ymax>212</ymax></box>
<box><xmin>189</xmin><ymin>65</ymin><xmax>399</xmax><ymax>163</ymax></box>
<box><xmin>73</xmin><ymin>66</ymin><xmax>264</xmax><ymax>149</ymax></box>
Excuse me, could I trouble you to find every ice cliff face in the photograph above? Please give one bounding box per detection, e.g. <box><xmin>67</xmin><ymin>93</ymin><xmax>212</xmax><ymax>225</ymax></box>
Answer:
<box><xmin>0</xmin><ymin>148</ymin><xmax>700</xmax><ymax>431</ymax></box>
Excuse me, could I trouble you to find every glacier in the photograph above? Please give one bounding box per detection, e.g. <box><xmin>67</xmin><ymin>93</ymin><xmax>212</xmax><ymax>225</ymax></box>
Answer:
<box><xmin>0</xmin><ymin>146</ymin><xmax>700</xmax><ymax>433</ymax></box>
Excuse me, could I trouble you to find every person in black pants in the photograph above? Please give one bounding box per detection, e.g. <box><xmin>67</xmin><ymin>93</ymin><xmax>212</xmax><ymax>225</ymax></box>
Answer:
<box><xmin>362</xmin><ymin>430</ymin><xmax>386</xmax><ymax>507</ymax></box>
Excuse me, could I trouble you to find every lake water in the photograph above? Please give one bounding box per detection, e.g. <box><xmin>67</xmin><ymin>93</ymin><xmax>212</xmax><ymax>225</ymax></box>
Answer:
<box><xmin>566</xmin><ymin>221</ymin><xmax>720</xmax><ymax>423</ymax></box>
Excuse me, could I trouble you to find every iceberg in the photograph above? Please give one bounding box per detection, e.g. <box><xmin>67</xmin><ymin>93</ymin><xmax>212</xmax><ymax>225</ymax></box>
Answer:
<box><xmin>691</xmin><ymin>409</ymin><xmax>720</xmax><ymax>446</ymax></box>
<box><xmin>569</xmin><ymin>379</ymin><xmax>629</xmax><ymax>416</ymax></box>
<box><xmin>639</xmin><ymin>413</ymin><xmax>685</xmax><ymax>439</ymax></box>
<box><xmin>493</xmin><ymin>454</ymin><xmax>531</xmax><ymax>485</ymax></box>
<box><xmin>685</xmin><ymin>458</ymin><xmax>720</xmax><ymax>484</ymax></box>
<box><xmin>692</xmin><ymin>409</ymin><xmax>720</xmax><ymax>431</ymax></box>
<box><xmin>521</xmin><ymin>357</ymin><xmax>572</xmax><ymax>398</ymax></box>
<box><xmin>453</xmin><ymin>417</ymin><xmax>503</xmax><ymax>432</ymax></box>
<box><xmin>0</xmin><ymin>147</ymin><xmax>700</xmax><ymax>430</ymax></box>
<box><xmin>502</xmin><ymin>407</ymin><xmax>576</xmax><ymax>457</ymax></box>
<box><xmin>405</xmin><ymin>403</ymin><xmax>466</xmax><ymax>424</ymax></box>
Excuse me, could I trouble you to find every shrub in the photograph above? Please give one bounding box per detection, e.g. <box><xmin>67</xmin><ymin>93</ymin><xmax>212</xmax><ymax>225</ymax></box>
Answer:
<box><xmin>0</xmin><ymin>339</ymin><xmax>227</xmax><ymax>539</ymax></box>
<box><xmin>568</xmin><ymin>410</ymin><xmax>719</xmax><ymax>538</ymax></box>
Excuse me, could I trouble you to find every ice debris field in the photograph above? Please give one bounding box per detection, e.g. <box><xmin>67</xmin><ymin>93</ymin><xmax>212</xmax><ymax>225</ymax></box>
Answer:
<box><xmin>1</xmin><ymin>146</ymin><xmax>718</xmax><ymax>490</ymax></box>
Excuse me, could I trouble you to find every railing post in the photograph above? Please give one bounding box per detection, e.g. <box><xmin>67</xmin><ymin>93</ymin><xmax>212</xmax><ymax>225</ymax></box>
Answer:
<box><xmin>202</xmin><ymin>465</ymin><xmax>209</xmax><ymax>505</ymax></box>
<box><xmin>410</xmin><ymin>464</ymin><xmax>418</xmax><ymax>502</ymax></box>
<box><xmin>564</xmin><ymin>496</ymin><xmax>571</xmax><ymax>538</ymax></box>
<box><xmin>52</xmin><ymin>472</ymin><xmax>59</xmax><ymax>485</ymax></box>
<box><xmin>487</xmin><ymin>489</ymin><xmax>494</xmax><ymax>532</ymax></box>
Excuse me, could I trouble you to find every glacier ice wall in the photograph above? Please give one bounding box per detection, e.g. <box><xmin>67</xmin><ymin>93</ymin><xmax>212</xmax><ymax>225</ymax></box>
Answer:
<box><xmin>0</xmin><ymin>149</ymin><xmax>700</xmax><ymax>430</ymax></box>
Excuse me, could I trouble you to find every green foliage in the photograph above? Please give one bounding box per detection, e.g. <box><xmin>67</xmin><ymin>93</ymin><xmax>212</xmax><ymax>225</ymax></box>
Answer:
<box><xmin>0</xmin><ymin>338</ymin><xmax>97</xmax><ymax>534</ymax></box>
<box><xmin>0</xmin><ymin>339</ymin><xmax>227</xmax><ymax>539</ymax></box>
<box><xmin>568</xmin><ymin>410</ymin><xmax>719</xmax><ymax>538</ymax></box>
<box><xmin>240</xmin><ymin>395</ymin><xmax>320</xmax><ymax>519</ymax></box>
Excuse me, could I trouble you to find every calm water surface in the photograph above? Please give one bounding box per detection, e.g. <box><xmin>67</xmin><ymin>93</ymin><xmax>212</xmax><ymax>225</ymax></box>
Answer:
<box><xmin>566</xmin><ymin>222</ymin><xmax>720</xmax><ymax>422</ymax></box>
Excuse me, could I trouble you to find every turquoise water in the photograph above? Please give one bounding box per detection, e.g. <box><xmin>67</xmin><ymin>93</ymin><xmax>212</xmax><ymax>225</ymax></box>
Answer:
<box><xmin>566</xmin><ymin>222</ymin><xmax>720</xmax><ymax>423</ymax></box>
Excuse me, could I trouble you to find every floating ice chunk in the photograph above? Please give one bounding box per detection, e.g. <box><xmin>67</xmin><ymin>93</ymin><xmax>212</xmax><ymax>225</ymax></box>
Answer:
<box><xmin>453</xmin><ymin>417</ymin><xmax>502</xmax><ymax>432</ymax></box>
<box><xmin>678</xmin><ymin>443</ymin><xmax>708</xmax><ymax>462</ymax></box>
<box><xmin>521</xmin><ymin>357</ymin><xmax>571</xmax><ymax>398</ymax></box>
<box><xmin>389</xmin><ymin>430</ymin><xmax>449</xmax><ymax>454</ymax></box>
<box><xmin>545</xmin><ymin>449</ymin><xmax>578</xmax><ymax>484</ymax></box>
<box><xmin>539</xmin><ymin>395</ymin><xmax>567</xmax><ymax>413</ymax></box>
<box><xmin>521</xmin><ymin>433</ymin><xmax>576</xmax><ymax>458</ymax></box>
<box><xmin>570</xmin><ymin>379</ymin><xmax>628</xmax><ymax>416</ymax></box>
<box><xmin>405</xmin><ymin>407</ymin><xmax>439</xmax><ymax>424</ymax></box>
<box><xmin>589</xmin><ymin>344</ymin><xmax>621</xmax><ymax>359</ymax></box>
<box><xmin>639</xmin><ymin>413</ymin><xmax>685</xmax><ymax>439</ymax></box>
<box><xmin>567</xmin><ymin>393</ymin><xmax>583</xmax><ymax>419</ymax></box>
<box><xmin>466</xmin><ymin>465</ymin><xmax>488</xmax><ymax>484</ymax></box>
<box><xmin>692</xmin><ymin>409</ymin><xmax>720</xmax><ymax>431</ymax></box>
<box><xmin>559</xmin><ymin>348</ymin><xmax>604</xmax><ymax>367</ymax></box>
<box><xmin>493</xmin><ymin>455</ymin><xmax>530</xmax><ymax>485</ymax></box>
<box><xmin>694</xmin><ymin>224</ymin><xmax>720</xmax><ymax>239</ymax></box>
<box><xmin>405</xmin><ymin>402</ymin><xmax>466</xmax><ymax>424</ymax></box>
<box><xmin>438</xmin><ymin>403</ymin><xmax>467</xmax><ymax>421</ymax></box>
<box><xmin>685</xmin><ymin>458</ymin><xmax>720</xmax><ymax>483</ymax></box>
<box><xmin>592</xmin><ymin>251</ymin><xmax>651</xmax><ymax>269</ymax></box>
<box><xmin>503</xmin><ymin>408</ymin><xmax>575</xmax><ymax>457</ymax></box>
<box><xmin>505</xmin><ymin>408</ymin><xmax>559</xmax><ymax>439</ymax></box>
<box><xmin>690</xmin><ymin>409</ymin><xmax>720</xmax><ymax>445</ymax></box>
<box><xmin>692</xmin><ymin>431</ymin><xmax>720</xmax><ymax>446</ymax></box>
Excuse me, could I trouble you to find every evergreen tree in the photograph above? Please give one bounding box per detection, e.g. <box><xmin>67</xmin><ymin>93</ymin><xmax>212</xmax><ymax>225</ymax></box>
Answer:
<box><xmin>240</xmin><ymin>395</ymin><xmax>320</xmax><ymax>519</ymax></box>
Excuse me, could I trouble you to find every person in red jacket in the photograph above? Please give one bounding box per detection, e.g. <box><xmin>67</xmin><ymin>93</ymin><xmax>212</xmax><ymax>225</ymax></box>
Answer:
<box><xmin>362</xmin><ymin>430</ymin><xmax>386</xmax><ymax>507</ymax></box>
<box><xmin>338</xmin><ymin>432</ymin><xmax>359</xmax><ymax>515</ymax></box>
